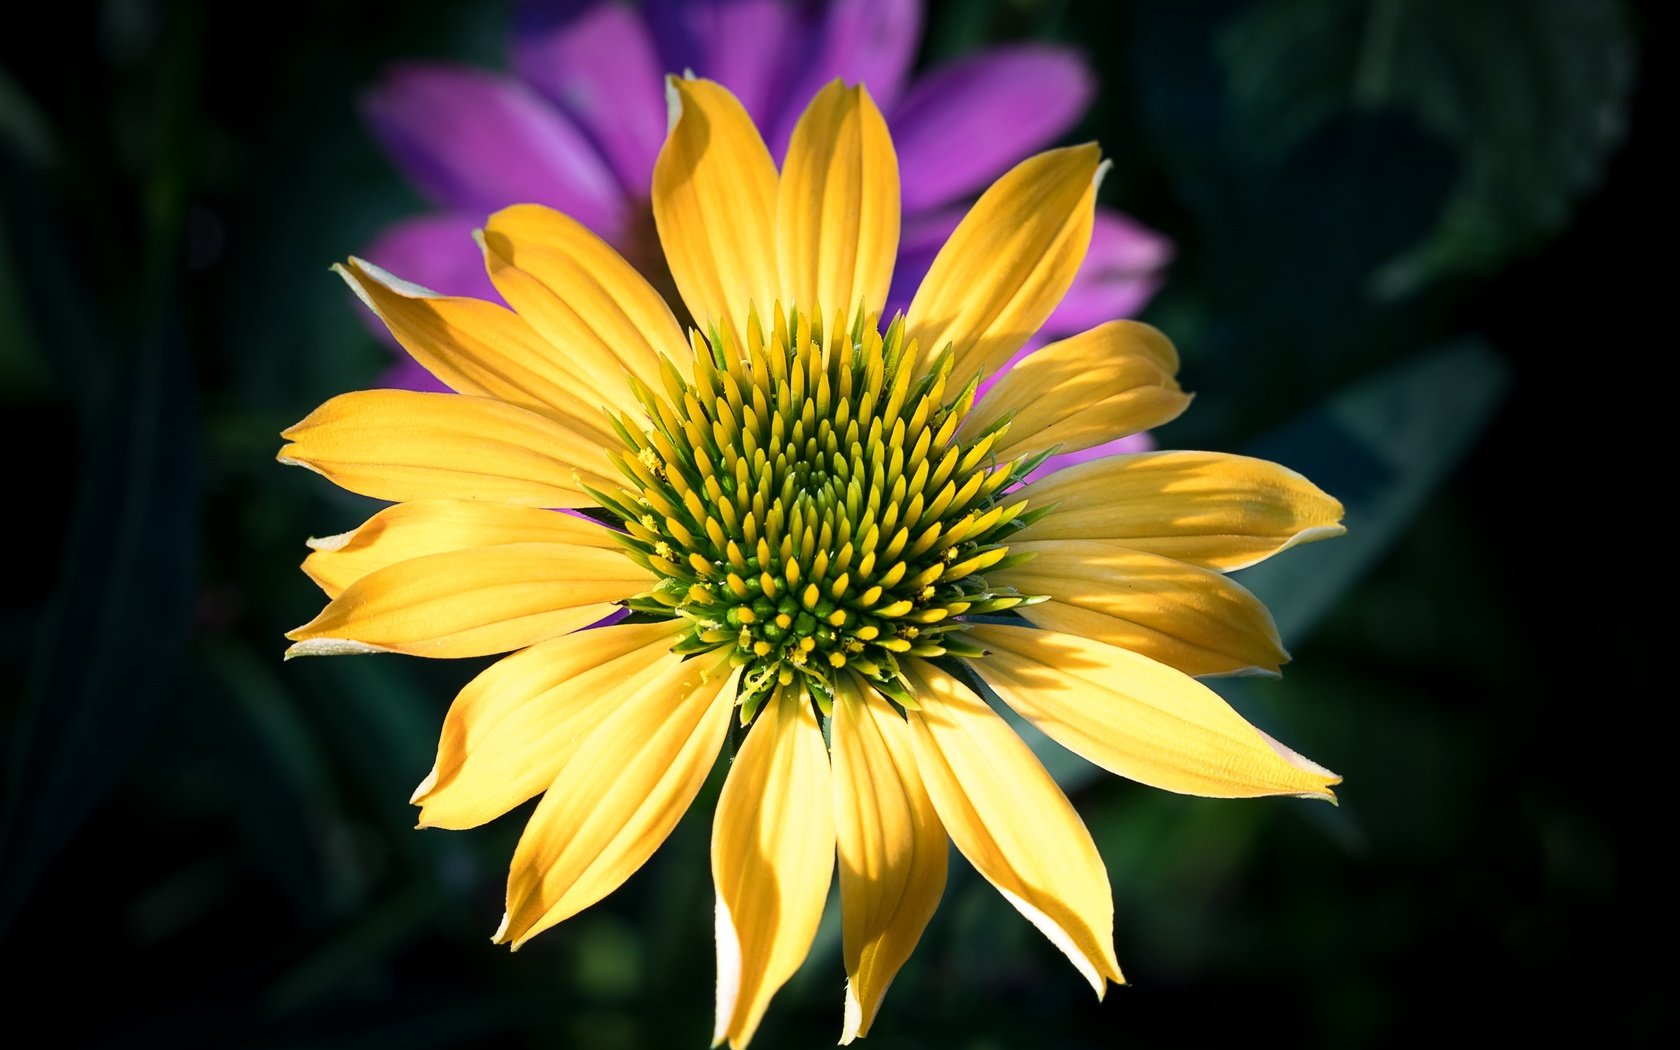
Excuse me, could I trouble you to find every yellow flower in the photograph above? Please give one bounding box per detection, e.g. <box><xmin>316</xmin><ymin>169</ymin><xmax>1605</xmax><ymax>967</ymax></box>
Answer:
<box><xmin>280</xmin><ymin>77</ymin><xmax>1344</xmax><ymax>1047</ymax></box>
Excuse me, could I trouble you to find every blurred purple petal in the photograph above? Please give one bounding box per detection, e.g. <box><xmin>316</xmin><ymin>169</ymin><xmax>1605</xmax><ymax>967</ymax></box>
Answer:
<box><xmin>1041</xmin><ymin>207</ymin><xmax>1173</xmax><ymax>337</ymax></box>
<box><xmin>900</xmin><ymin>205</ymin><xmax>965</xmax><ymax>254</ymax></box>
<box><xmin>511</xmin><ymin>1</ymin><xmax>668</xmax><ymax>193</ymax></box>
<box><xmin>891</xmin><ymin>46</ymin><xmax>1095</xmax><ymax>212</ymax></box>
<box><xmin>770</xmin><ymin>0</ymin><xmax>924</xmax><ymax>156</ymax></box>
<box><xmin>647</xmin><ymin>0</ymin><xmax>801</xmax><ymax>129</ymax></box>
<box><xmin>582</xmin><ymin>604</ymin><xmax>633</xmax><ymax>629</ymax></box>
<box><xmin>884</xmin><ymin>205</ymin><xmax>964</xmax><ymax>318</ymax></box>
<box><xmin>361</xmin><ymin>65</ymin><xmax>626</xmax><ymax>233</ymax></box>
<box><xmin>359</xmin><ymin>214</ymin><xmax>499</xmax><ymax>389</ymax></box>
<box><xmin>362</xmin><ymin>212</ymin><xmax>498</xmax><ymax>302</ymax></box>
<box><xmin>972</xmin><ymin>336</ymin><xmax>1040</xmax><ymax>401</ymax></box>
<box><xmin>379</xmin><ymin>357</ymin><xmax>452</xmax><ymax>394</ymax></box>
<box><xmin>1025</xmin><ymin>432</ymin><xmax>1156</xmax><ymax>485</ymax></box>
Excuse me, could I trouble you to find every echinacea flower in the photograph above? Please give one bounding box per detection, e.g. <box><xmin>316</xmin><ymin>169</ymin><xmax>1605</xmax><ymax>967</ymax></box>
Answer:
<box><xmin>360</xmin><ymin>0</ymin><xmax>1172</xmax><ymax>412</ymax></box>
<box><xmin>283</xmin><ymin>77</ymin><xmax>1343</xmax><ymax>1046</ymax></box>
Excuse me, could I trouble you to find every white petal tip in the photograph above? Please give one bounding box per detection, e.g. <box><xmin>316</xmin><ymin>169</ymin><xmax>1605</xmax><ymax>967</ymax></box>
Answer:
<box><xmin>283</xmin><ymin>637</ymin><xmax>396</xmax><ymax>659</ymax></box>
<box><xmin>304</xmin><ymin>530</ymin><xmax>353</xmax><ymax>553</ymax></box>
<box><xmin>839</xmin><ymin>981</ymin><xmax>864</xmax><ymax>1044</ymax></box>
<box><xmin>491</xmin><ymin>911</ymin><xmax>510</xmax><ymax>944</ymax></box>
<box><xmin>996</xmin><ymin>887</ymin><xmax>1112</xmax><ymax>998</ymax></box>
<box><xmin>665</xmin><ymin>77</ymin><xmax>684</xmax><ymax>134</ymax></box>
<box><xmin>712</xmin><ymin>892</ymin><xmax>741</xmax><ymax>1046</ymax></box>
<box><xmin>1257</xmin><ymin>728</ymin><xmax>1338</xmax><ymax>780</ymax></box>
<box><xmin>1280</xmin><ymin>524</ymin><xmax>1348</xmax><ymax>556</ymax></box>
<box><xmin>341</xmin><ymin>255</ymin><xmax>441</xmax><ymax>299</ymax></box>
<box><xmin>409</xmin><ymin>766</ymin><xmax>439</xmax><ymax>805</ymax></box>
<box><xmin>1204</xmin><ymin>664</ymin><xmax>1284</xmax><ymax>681</ymax></box>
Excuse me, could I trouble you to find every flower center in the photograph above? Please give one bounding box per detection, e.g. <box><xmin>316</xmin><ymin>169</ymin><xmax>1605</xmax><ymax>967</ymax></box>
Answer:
<box><xmin>597</xmin><ymin>307</ymin><xmax>1048</xmax><ymax>719</ymax></box>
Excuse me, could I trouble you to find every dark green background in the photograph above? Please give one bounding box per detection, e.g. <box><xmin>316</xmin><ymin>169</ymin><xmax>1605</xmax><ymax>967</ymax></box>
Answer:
<box><xmin>0</xmin><ymin>1</ymin><xmax>1664</xmax><ymax>1045</ymax></box>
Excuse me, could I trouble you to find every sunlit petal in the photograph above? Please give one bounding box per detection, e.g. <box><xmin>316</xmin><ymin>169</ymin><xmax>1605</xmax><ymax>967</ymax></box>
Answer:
<box><xmin>1014</xmin><ymin>450</ymin><xmax>1347</xmax><ymax>571</ymax></box>
<box><xmin>405</xmin><ymin>620</ymin><xmax>680</xmax><ymax>831</ymax></box>
<box><xmin>278</xmin><ymin>390</ymin><xmax>617</xmax><ymax>506</ymax></box>
<box><xmin>903</xmin><ymin>660</ymin><xmax>1122</xmax><ymax>995</ymax></box>
<box><xmin>284</xmin><ymin>543</ymin><xmax>647</xmax><ymax>659</ymax></box>
<box><xmin>653</xmin><ymin>76</ymin><xmax>780</xmax><ymax>350</ymax></box>
<box><xmin>832</xmin><ymin>679</ymin><xmax>946</xmax><ymax>1043</ymax></box>
<box><xmin>499</xmin><ymin>654</ymin><xmax>739</xmax><ymax>946</ymax></box>
<box><xmin>777</xmin><ymin>80</ymin><xmax>899</xmax><ymax>321</ymax></box>
<box><xmin>713</xmin><ymin>687</ymin><xmax>836</xmax><ymax>1049</ymax></box>
<box><xmin>302</xmin><ymin>500</ymin><xmax>620</xmax><ymax>599</ymax></box>
<box><xmin>972</xmin><ymin>624</ymin><xmax>1340</xmax><ymax>799</ymax></box>
<box><xmin>906</xmin><ymin>145</ymin><xmax>1101</xmax><ymax>382</ymax></box>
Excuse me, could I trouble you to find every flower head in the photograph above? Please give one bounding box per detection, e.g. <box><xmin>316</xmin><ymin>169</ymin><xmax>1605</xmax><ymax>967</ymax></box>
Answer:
<box><xmin>283</xmin><ymin>77</ymin><xmax>1343</xmax><ymax>1046</ymax></box>
<box><xmin>360</xmin><ymin>0</ymin><xmax>1171</xmax><ymax>400</ymax></box>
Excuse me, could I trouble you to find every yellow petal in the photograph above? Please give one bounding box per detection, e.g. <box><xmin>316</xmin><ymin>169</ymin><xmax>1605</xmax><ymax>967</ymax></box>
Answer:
<box><xmin>303</xmin><ymin>500</ymin><xmax>621</xmax><ymax>599</ymax></box>
<box><xmin>970</xmin><ymin>624</ymin><xmax>1339</xmax><ymax>800</ymax></box>
<box><xmin>653</xmin><ymin>77</ymin><xmax>780</xmax><ymax>350</ymax></box>
<box><xmin>1014</xmin><ymin>451</ymin><xmax>1346</xmax><ymax>571</ymax></box>
<box><xmin>906</xmin><ymin>144</ymin><xmax>1101</xmax><ymax>382</ymax></box>
<box><xmin>278</xmin><ymin>390</ymin><xmax>618</xmax><ymax>507</ymax></box>
<box><xmin>967</xmin><ymin>321</ymin><xmax>1191</xmax><ymax>461</ymax></box>
<box><xmin>713</xmin><ymin>686</ymin><xmax>835</xmax><ymax>1049</ymax></box>
<box><xmin>901</xmin><ymin>660</ymin><xmax>1122</xmax><ymax>995</ymax></box>
<box><xmin>776</xmin><ymin>80</ymin><xmax>899</xmax><ymax>322</ymax></box>
<box><xmin>997</xmin><ymin>540</ymin><xmax>1288</xmax><ymax>677</ymax></box>
<box><xmin>499</xmin><ymin>653</ymin><xmax>739</xmax><ymax>947</ymax></box>
<box><xmin>412</xmin><ymin>619</ymin><xmax>688</xmax><ymax>830</ymax></box>
<box><xmin>336</xmin><ymin>257</ymin><xmax>626</xmax><ymax>442</ymax></box>
<box><xmin>284</xmin><ymin>543</ymin><xmax>647</xmax><ymax>659</ymax></box>
<box><xmin>480</xmin><ymin>204</ymin><xmax>691</xmax><ymax>403</ymax></box>
<box><xmin>832</xmin><ymin>680</ymin><xmax>946</xmax><ymax>1044</ymax></box>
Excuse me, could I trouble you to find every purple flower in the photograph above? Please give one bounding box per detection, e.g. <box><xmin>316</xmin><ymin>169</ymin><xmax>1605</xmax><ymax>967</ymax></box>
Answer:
<box><xmin>360</xmin><ymin>0</ymin><xmax>1172</xmax><ymax>467</ymax></box>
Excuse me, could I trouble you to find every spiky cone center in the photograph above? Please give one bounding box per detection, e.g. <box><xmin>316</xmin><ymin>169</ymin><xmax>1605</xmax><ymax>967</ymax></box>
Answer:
<box><xmin>595</xmin><ymin>305</ymin><xmax>1052</xmax><ymax>721</ymax></box>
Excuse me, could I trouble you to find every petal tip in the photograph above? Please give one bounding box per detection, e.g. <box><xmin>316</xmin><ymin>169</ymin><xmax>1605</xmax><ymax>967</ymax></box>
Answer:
<box><xmin>1257</xmin><ymin>728</ymin><xmax>1340</xmax><ymax>801</ymax></box>
<box><xmin>839</xmin><ymin>980</ymin><xmax>864</xmax><ymax>1044</ymax></box>
<box><xmin>712</xmin><ymin>892</ymin><xmax>742</xmax><ymax>1046</ymax></box>
<box><xmin>342</xmin><ymin>254</ymin><xmax>441</xmax><ymax>300</ymax></box>
<box><xmin>276</xmin><ymin>444</ymin><xmax>329</xmax><ymax>477</ymax></box>
<box><xmin>303</xmin><ymin>530</ymin><xmax>353</xmax><ymax>553</ymax></box>
<box><xmin>298</xmin><ymin>557</ymin><xmax>335</xmax><ymax>596</ymax></box>
<box><xmin>409</xmin><ymin>765</ymin><xmax>439</xmax><ymax>805</ymax></box>
<box><xmin>283</xmin><ymin>637</ymin><xmax>395</xmax><ymax>659</ymax></box>
<box><xmin>664</xmin><ymin>75</ymin><xmax>685</xmax><ymax>134</ymax></box>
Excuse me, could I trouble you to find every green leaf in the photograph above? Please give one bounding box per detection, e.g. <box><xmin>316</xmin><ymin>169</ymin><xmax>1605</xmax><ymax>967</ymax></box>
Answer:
<box><xmin>0</xmin><ymin>7</ymin><xmax>204</xmax><ymax>939</ymax></box>
<box><xmin>1222</xmin><ymin>0</ymin><xmax>1635</xmax><ymax>296</ymax></box>
<box><xmin>202</xmin><ymin>640</ymin><xmax>367</xmax><ymax>916</ymax></box>
<box><xmin>0</xmin><ymin>204</ymin><xmax>54</xmax><ymax>403</ymax></box>
<box><xmin>0</xmin><ymin>313</ymin><xmax>199</xmax><ymax>938</ymax></box>
<box><xmin>0</xmin><ymin>67</ymin><xmax>57</xmax><ymax>167</ymax></box>
<box><xmin>302</xmin><ymin>657</ymin><xmax>447</xmax><ymax>810</ymax></box>
<box><xmin>1236</xmin><ymin>339</ymin><xmax>1509</xmax><ymax>640</ymax></box>
<box><xmin>262</xmin><ymin>881</ymin><xmax>440</xmax><ymax>1014</ymax></box>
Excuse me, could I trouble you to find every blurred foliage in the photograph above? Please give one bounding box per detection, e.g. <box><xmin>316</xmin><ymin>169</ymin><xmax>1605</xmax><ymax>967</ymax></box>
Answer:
<box><xmin>1223</xmin><ymin>0</ymin><xmax>1633</xmax><ymax>298</ymax></box>
<box><xmin>0</xmin><ymin>0</ymin><xmax>1663</xmax><ymax>1046</ymax></box>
